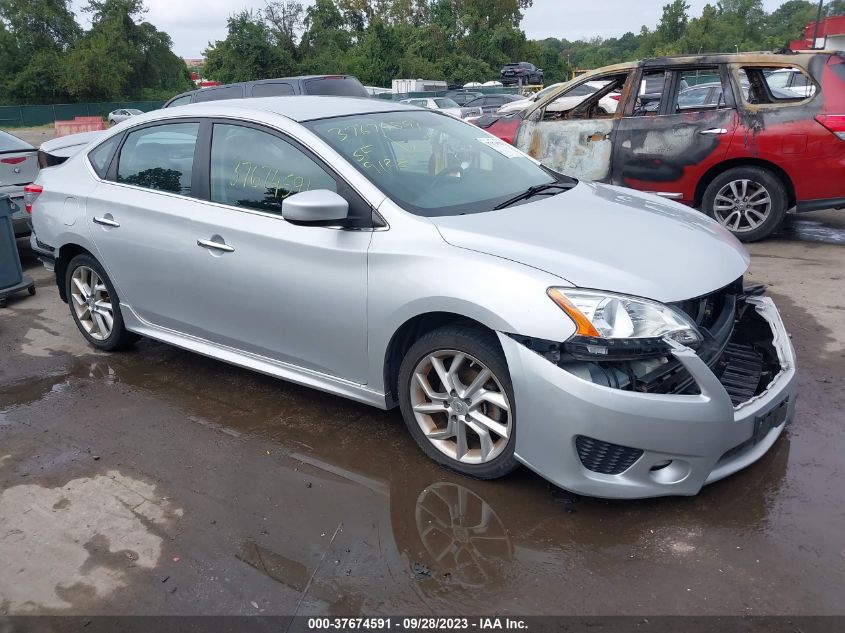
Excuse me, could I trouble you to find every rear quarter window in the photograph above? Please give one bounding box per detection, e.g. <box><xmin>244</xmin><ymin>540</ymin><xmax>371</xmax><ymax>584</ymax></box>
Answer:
<box><xmin>738</xmin><ymin>66</ymin><xmax>815</xmax><ymax>103</ymax></box>
<box><xmin>88</xmin><ymin>135</ymin><xmax>121</xmax><ymax>178</ymax></box>
<box><xmin>194</xmin><ymin>85</ymin><xmax>244</xmax><ymax>102</ymax></box>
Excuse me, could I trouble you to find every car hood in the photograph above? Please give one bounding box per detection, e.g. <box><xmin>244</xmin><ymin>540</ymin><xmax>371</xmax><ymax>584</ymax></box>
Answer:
<box><xmin>430</xmin><ymin>181</ymin><xmax>750</xmax><ymax>303</ymax></box>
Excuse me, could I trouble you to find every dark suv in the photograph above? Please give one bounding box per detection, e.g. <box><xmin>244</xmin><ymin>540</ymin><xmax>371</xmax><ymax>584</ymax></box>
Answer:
<box><xmin>163</xmin><ymin>75</ymin><xmax>369</xmax><ymax>107</ymax></box>
<box><xmin>500</xmin><ymin>62</ymin><xmax>543</xmax><ymax>86</ymax></box>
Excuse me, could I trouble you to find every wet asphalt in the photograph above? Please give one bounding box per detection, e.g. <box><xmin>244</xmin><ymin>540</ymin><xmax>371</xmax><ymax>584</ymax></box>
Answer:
<box><xmin>0</xmin><ymin>210</ymin><xmax>844</xmax><ymax>616</ymax></box>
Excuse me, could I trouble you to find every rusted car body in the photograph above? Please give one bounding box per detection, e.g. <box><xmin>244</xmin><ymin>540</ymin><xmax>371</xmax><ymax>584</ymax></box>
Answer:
<box><xmin>480</xmin><ymin>52</ymin><xmax>845</xmax><ymax>241</ymax></box>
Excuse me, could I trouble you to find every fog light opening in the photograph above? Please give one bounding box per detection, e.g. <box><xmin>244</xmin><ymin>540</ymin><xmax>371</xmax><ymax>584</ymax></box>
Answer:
<box><xmin>648</xmin><ymin>459</ymin><xmax>692</xmax><ymax>484</ymax></box>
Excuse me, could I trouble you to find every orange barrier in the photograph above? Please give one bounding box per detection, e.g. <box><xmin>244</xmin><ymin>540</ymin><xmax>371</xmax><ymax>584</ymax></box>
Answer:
<box><xmin>54</xmin><ymin>116</ymin><xmax>106</xmax><ymax>138</ymax></box>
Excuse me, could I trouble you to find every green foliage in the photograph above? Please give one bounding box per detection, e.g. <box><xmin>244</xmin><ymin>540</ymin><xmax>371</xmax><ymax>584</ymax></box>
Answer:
<box><xmin>0</xmin><ymin>0</ymin><xmax>191</xmax><ymax>105</ymax></box>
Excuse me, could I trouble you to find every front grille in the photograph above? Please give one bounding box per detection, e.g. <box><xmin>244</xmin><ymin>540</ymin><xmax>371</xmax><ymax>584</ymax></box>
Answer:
<box><xmin>575</xmin><ymin>435</ymin><xmax>643</xmax><ymax>475</ymax></box>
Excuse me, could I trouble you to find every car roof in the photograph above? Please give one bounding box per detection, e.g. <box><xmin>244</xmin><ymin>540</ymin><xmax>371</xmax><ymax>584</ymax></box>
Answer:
<box><xmin>161</xmin><ymin>96</ymin><xmax>417</xmax><ymax>123</ymax></box>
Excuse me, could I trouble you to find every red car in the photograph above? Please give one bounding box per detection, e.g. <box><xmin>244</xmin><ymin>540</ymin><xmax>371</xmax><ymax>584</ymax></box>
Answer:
<box><xmin>479</xmin><ymin>52</ymin><xmax>845</xmax><ymax>241</ymax></box>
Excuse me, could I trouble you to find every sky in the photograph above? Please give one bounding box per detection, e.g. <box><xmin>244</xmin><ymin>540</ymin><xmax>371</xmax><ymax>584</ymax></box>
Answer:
<box><xmin>71</xmin><ymin>0</ymin><xmax>794</xmax><ymax>58</ymax></box>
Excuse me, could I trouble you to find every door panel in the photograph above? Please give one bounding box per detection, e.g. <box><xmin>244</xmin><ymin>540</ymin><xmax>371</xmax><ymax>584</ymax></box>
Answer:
<box><xmin>87</xmin><ymin>121</ymin><xmax>203</xmax><ymax>332</ymax></box>
<box><xmin>515</xmin><ymin>72</ymin><xmax>629</xmax><ymax>181</ymax></box>
<box><xmin>188</xmin><ymin>121</ymin><xmax>371</xmax><ymax>384</ymax></box>
<box><xmin>519</xmin><ymin>118</ymin><xmax>614</xmax><ymax>181</ymax></box>
<box><xmin>189</xmin><ymin>209</ymin><xmax>371</xmax><ymax>383</ymax></box>
<box><xmin>612</xmin><ymin>66</ymin><xmax>738</xmax><ymax>202</ymax></box>
<box><xmin>87</xmin><ymin>184</ymin><xmax>205</xmax><ymax>332</ymax></box>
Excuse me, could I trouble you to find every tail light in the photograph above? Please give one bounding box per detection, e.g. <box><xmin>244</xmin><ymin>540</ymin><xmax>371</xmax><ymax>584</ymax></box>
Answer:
<box><xmin>23</xmin><ymin>184</ymin><xmax>43</xmax><ymax>213</ymax></box>
<box><xmin>610</xmin><ymin>94</ymin><xmax>621</xmax><ymax>101</ymax></box>
<box><xmin>815</xmin><ymin>114</ymin><xmax>845</xmax><ymax>141</ymax></box>
<box><xmin>1</xmin><ymin>156</ymin><xmax>27</xmax><ymax>165</ymax></box>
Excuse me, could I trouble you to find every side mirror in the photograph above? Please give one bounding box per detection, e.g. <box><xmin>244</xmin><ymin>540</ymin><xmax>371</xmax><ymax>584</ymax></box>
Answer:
<box><xmin>282</xmin><ymin>189</ymin><xmax>349</xmax><ymax>224</ymax></box>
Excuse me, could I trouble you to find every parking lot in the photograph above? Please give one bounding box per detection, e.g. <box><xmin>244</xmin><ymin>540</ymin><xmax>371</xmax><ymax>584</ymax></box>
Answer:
<box><xmin>1</xmin><ymin>207</ymin><xmax>844</xmax><ymax>616</ymax></box>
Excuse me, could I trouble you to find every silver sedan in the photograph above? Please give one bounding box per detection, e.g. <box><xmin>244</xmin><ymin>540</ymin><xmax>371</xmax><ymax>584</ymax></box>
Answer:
<box><xmin>28</xmin><ymin>97</ymin><xmax>797</xmax><ymax>498</ymax></box>
<box><xmin>0</xmin><ymin>129</ymin><xmax>38</xmax><ymax>236</ymax></box>
<box><xmin>107</xmin><ymin>108</ymin><xmax>144</xmax><ymax>125</ymax></box>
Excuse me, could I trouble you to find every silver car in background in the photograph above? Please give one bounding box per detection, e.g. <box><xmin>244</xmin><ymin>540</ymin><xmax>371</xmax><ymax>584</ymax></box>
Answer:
<box><xmin>0</xmin><ymin>129</ymin><xmax>38</xmax><ymax>236</ymax></box>
<box><xmin>28</xmin><ymin>97</ymin><xmax>797</xmax><ymax>498</ymax></box>
<box><xmin>107</xmin><ymin>108</ymin><xmax>144</xmax><ymax>125</ymax></box>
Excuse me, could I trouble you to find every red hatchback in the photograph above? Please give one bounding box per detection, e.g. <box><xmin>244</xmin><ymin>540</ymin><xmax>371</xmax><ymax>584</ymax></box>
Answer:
<box><xmin>480</xmin><ymin>51</ymin><xmax>845</xmax><ymax>241</ymax></box>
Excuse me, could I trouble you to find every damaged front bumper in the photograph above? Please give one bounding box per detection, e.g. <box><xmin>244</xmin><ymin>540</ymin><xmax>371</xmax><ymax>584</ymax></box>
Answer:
<box><xmin>499</xmin><ymin>296</ymin><xmax>797</xmax><ymax>499</ymax></box>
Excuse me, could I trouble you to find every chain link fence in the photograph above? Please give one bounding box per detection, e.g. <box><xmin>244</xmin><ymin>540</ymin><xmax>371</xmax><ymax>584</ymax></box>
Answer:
<box><xmin>0</xmin><ymin>101</ymin><xmax>165</xmax><ymax>128</ymax></box>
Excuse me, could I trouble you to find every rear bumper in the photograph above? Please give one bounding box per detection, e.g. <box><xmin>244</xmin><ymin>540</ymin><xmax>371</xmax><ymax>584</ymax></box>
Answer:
<box><xmin>0</xmin><ymin>187</ymin><xmax>29</xmax><ymax>236</ymax></box>
<box><xmin>500</xmin><ymin>296</ymin><xmax>797</xmax><ymax>499</ymax></box>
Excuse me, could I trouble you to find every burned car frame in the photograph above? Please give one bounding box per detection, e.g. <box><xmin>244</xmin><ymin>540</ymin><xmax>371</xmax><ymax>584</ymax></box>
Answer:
<box><xmin>480</xmin><ymin>51</ymin><xmax>845</xmax><ymax>242</ymax></box>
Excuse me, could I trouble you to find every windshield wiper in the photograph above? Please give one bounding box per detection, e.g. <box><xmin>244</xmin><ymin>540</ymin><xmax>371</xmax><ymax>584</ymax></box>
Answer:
<box><xmin>493</xmin><ymin>182</ymin><xmax>574</xmax><ymax>210</ymax></box>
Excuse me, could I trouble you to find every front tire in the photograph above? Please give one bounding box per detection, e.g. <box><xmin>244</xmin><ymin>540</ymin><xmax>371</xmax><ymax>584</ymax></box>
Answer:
<box><xmin>398</xmin><ymin>326</ymin><xmax>519</xmax><ymax>480</ymax></box>
<box><xmin>701</xmin><ymin>166</ymin><xmax>787</xmax><ymax>242</ymax></box>
<box><xmin>65</xmin><ymin>254</ymin><xmax>138</xmax><ymax>351</ymax></box>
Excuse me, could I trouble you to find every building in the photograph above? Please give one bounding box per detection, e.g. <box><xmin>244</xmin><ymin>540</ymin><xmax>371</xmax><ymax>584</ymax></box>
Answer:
<box><xmin>790</xmin><ymin>15</ymin><xmax>845</xmax><ymax>51</ymax></box>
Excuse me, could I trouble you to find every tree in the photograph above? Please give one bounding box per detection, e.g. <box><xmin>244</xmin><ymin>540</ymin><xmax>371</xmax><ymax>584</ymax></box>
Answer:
<box><xmin>204</xmin><ymin>10</ymin><xmax>291</xmax><ymax>84</ymax></box>
<box><xmin>766</xmin><ymin>0</ymin><xmax>817</xmax><ymax>47</ymax></box>
<box><xmin>827</xmin><ymin>0</ymin><xmax>845</xmax><ymax>16</ymax></box>
<box><xmin>62</xmin><ymin>0</ymin><xmax>190</xmax><ymax>101</ymax></box>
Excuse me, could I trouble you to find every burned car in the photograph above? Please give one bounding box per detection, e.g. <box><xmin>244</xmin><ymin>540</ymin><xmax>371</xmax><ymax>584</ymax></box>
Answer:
<box><xmin>28</xmin><ymin>97</ymin><xmax>796</xmax><ymax>498</ymax></box>
<box><xmin>479</xmin><ymin>51</ymin><xmax>845</xmax><ymax>241</ymax></box>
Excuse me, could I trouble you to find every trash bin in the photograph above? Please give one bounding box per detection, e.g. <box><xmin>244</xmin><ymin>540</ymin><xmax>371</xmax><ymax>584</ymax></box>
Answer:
<box><xmin>0</xmin><ymin>193</ymin><xmax>35</xmax><ymax>308</ymax></box>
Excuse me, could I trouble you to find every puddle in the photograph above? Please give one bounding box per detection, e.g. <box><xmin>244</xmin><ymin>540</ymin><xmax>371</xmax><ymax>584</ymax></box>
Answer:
<box><xmin>775</xmin><ymin>218</ymin><xmax>845</xmax><ymax>245</ymax></box>
<box><xmin>0</xmin><ymin>470</ymin><xmax>182</xmax><ymax>612</ymax></box>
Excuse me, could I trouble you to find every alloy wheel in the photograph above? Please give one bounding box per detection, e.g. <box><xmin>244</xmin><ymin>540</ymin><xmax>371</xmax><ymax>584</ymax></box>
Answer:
<box><xmin>409</xmin><ymin>350</ymin><xmax>512</xmax><ymax>465</ymax></box>
<box><xmin>713</xmin><ymin>179</ymin><xmax>772</xmax><ymax>233</ymax></box>
<box><xmin>70</xmin><ymin>266</ymin><xmax>114</xmax><ymax>341</ymax></box>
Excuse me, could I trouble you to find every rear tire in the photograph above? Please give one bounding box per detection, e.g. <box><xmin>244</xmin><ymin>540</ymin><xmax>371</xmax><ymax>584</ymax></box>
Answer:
<box><xmin>701</xmin><ymin>166</ymin><xmax>787</xmax><ymax>242</ymax></box>
<box><xmin>398</xmin><ymin>325</ymin><xmax>519</xmax><ymax>480</ymax></box>
<box><xmin>65</xmin><ymin>253</ymin><xmax>138</xmax><ymax>351</ymax></box>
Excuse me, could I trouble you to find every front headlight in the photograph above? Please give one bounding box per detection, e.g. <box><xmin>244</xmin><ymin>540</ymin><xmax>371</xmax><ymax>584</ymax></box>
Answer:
<box><xmin>547</xmin><ymin>288</ymin><xmax>702</xmax><ymax>358</ymax></box>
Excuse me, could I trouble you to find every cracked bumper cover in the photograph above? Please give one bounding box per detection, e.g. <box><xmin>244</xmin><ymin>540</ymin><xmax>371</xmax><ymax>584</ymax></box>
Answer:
<box><xmin>499</xmin><ymin>296</ymin><xmax>797</xmax><ymax>499</ymax></box>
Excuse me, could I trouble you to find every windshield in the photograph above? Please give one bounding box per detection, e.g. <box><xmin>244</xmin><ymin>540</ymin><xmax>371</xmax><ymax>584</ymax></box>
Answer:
<box><xmin>306</xmin><ymin>110</ymin><xmax>571</xmax><ymax>217</ymax></box>
<box><xmin>434</xmin><ymin>98</ymin><xmax>459</xmax><ymax>108</ymax></box>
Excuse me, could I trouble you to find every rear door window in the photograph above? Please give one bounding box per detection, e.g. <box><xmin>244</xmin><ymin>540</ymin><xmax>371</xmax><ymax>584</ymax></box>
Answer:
<box><xmin>209</xmin><ymin>123</ymin><xmax>337</xmax><ymax>215</ymax></box>
<box><xmin>251</xmin><ymin>82</ymin><xmax>295</xmax><ymax>97</ymax></box>
<box><xmin>115</xmin><ymin>122</ymin><xmax>200</xmax><ymax>195</ymax></box>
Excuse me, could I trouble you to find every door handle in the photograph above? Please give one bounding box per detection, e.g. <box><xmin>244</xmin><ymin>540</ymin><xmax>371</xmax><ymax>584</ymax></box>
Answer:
<box><xmin>699</xmin><ymin>128</ymin><xmax>728</xmax><ymax>135</ymax></box>
<box><xmin>197</xmin><ymin>238</ymin><xmax>235</xmax><ymax>253</ymax></box>
<box><xmin>588</xmin><ymin>132</ymin><xmax>611</xmax><ymax>142</ymax></box>
<box><xmin>93</xmin><ymin>216</ymin><xmax>120</xmax><ymax>227</ymax></box>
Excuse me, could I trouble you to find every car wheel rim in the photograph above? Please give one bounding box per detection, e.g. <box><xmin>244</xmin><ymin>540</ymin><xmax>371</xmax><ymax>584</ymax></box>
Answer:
<box><xmin>70</xmin><ymin>266</ymin><xmax>114</xmax><ymax>341</ymax></box>
<box><xmin>410</xmin><ymin>350</ymin><xmax>511</xmax><ymax>465</ymax></box>
<box><xmin>713</xmin><ymin>179</ymin><xmax>772</xmax><ymax>232</ymax></box>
